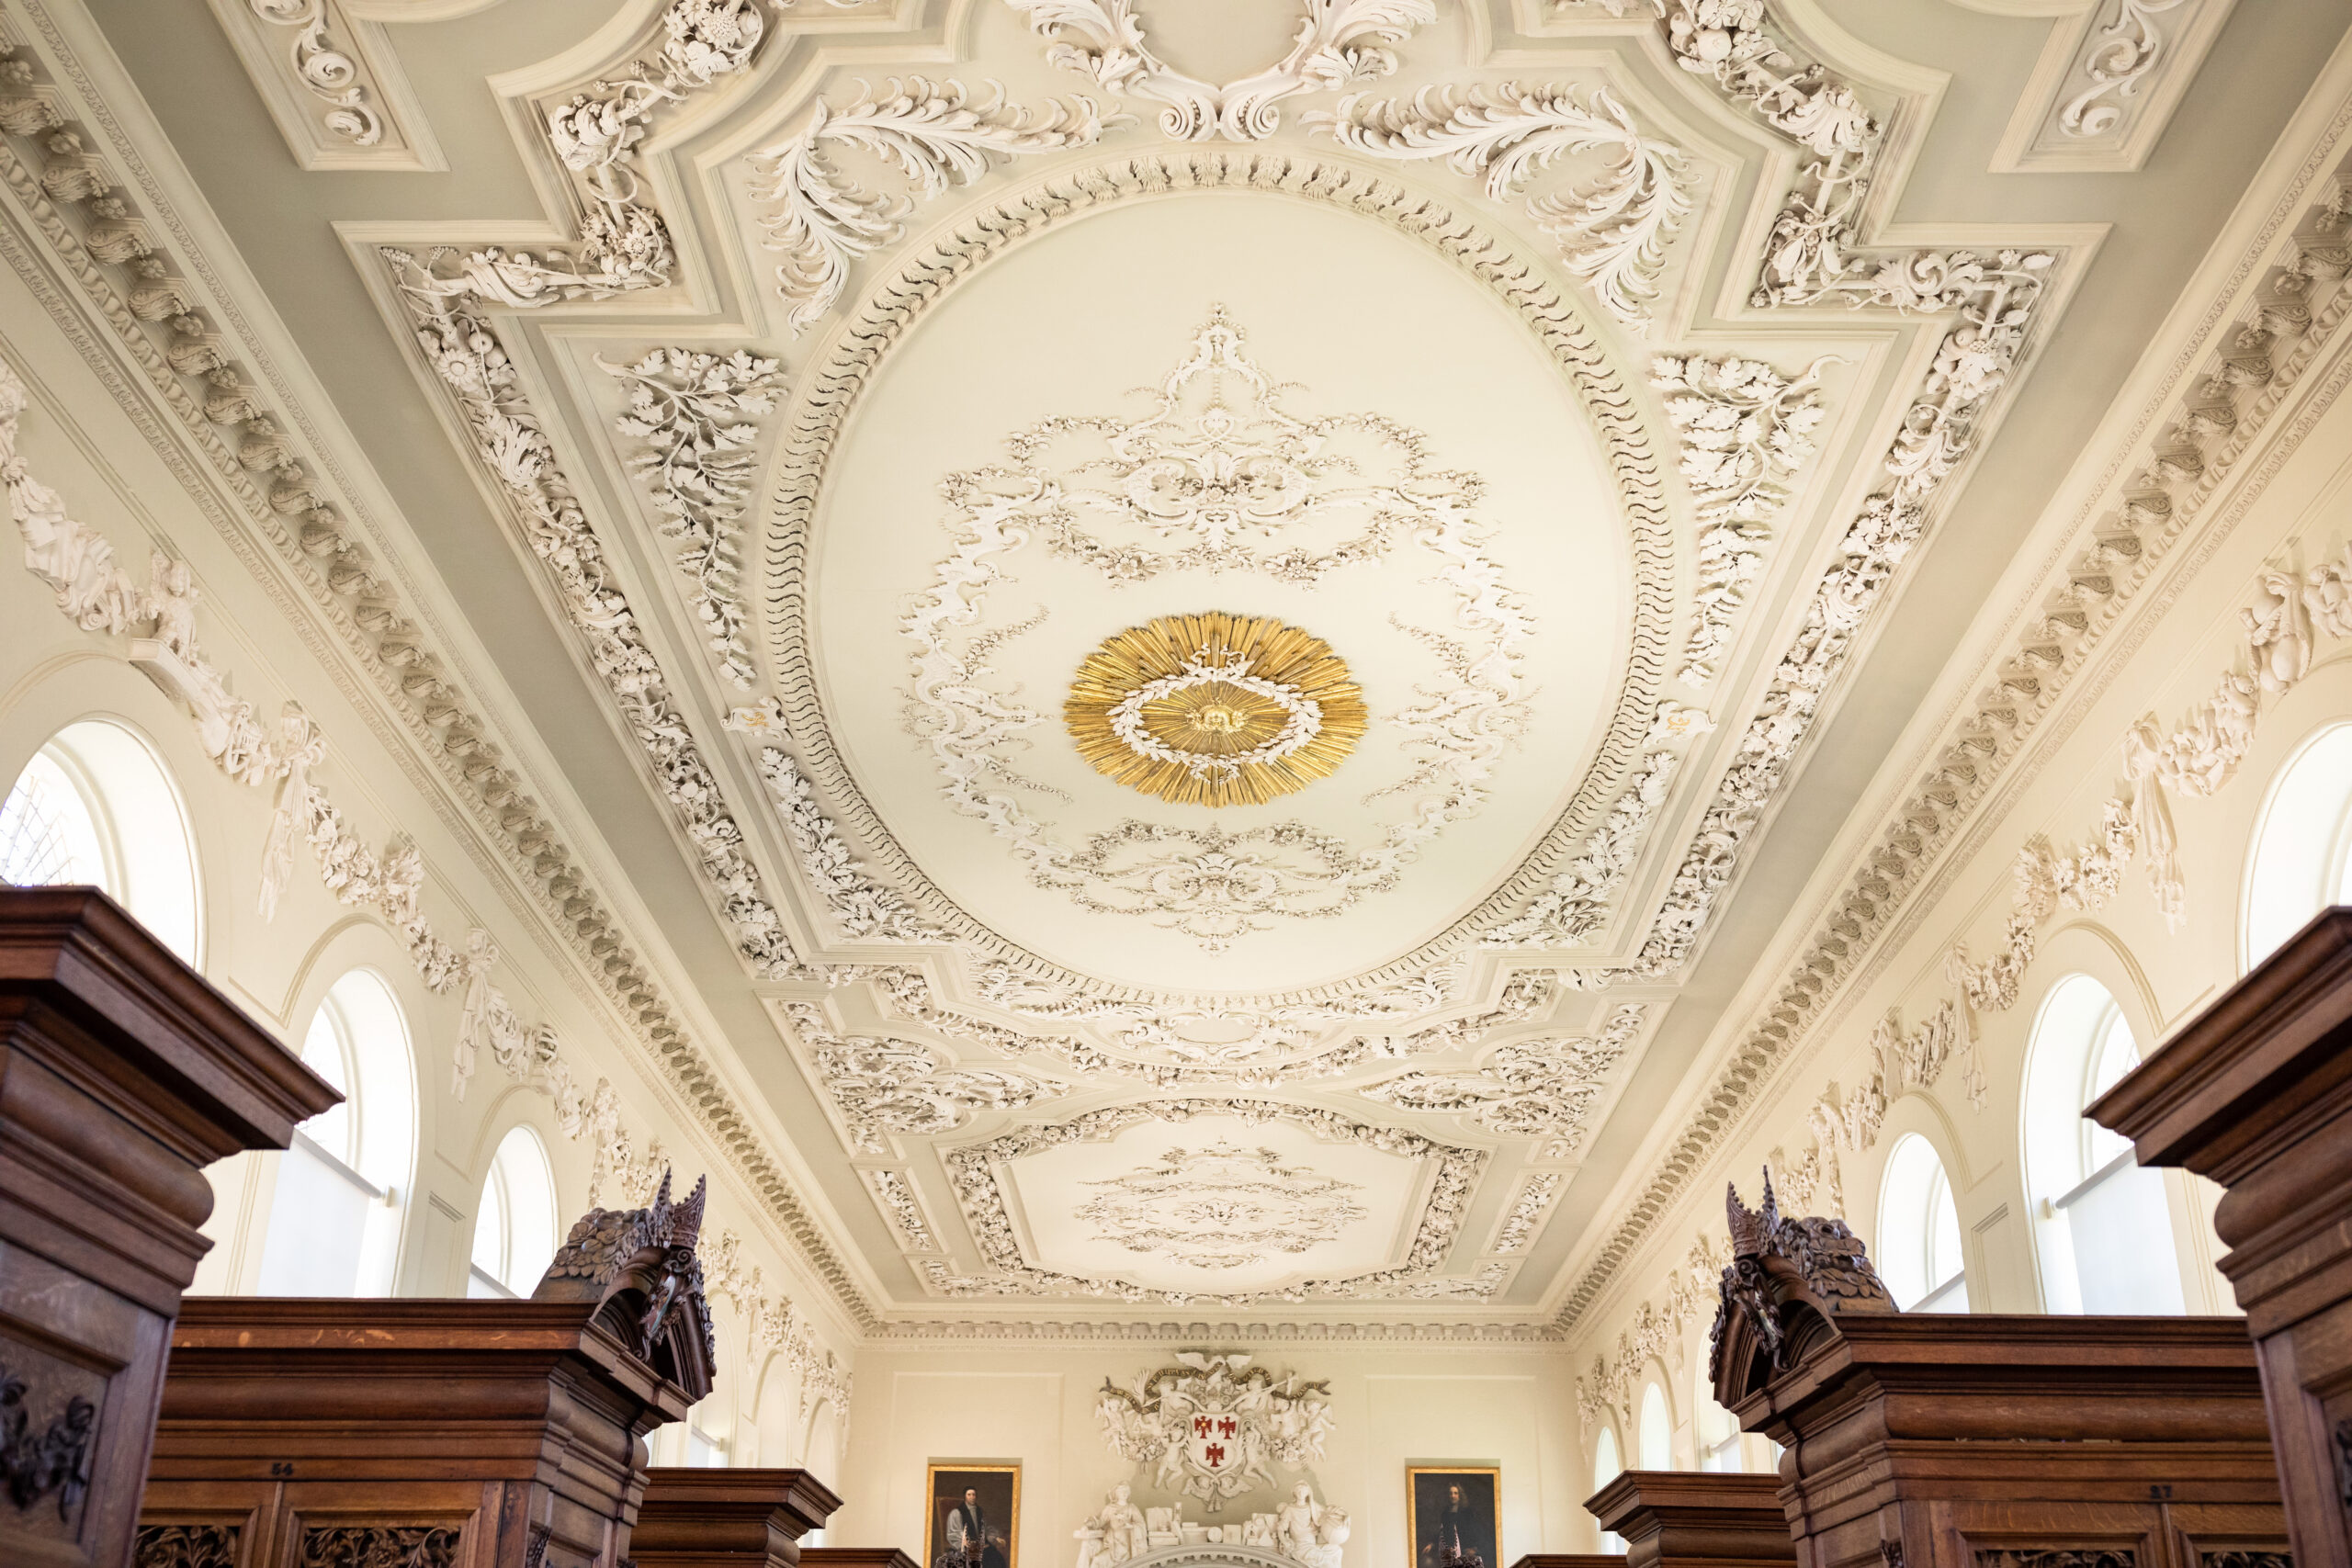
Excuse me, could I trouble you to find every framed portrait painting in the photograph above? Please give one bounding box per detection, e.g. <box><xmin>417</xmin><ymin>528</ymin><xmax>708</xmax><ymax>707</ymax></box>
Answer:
<box><xmin>1408</xmin><ymin>1467</ymin><xmax>1500</xmax><ymax>1568</ymax></box>
<box><xmin>926</xmin><ymin>1463</ymin><xmax>1021</xmax><ymax>1568</ymax></box>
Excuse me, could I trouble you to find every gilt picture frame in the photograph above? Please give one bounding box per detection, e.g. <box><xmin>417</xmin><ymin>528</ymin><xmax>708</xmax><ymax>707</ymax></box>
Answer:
<box><xmin>1408</xmin><ymin>1466</ymin><xmax>1500</xmax><ymax>1568</ymax></box>
<box><xmin>926</xmin><ymin>1463</ymin><xmax>1022</xmax><ymax>1568</ymax></box>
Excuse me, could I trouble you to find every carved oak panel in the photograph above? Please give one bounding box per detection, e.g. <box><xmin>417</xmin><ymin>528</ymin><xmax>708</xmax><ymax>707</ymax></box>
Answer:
<box><xmin>133</xmin><ymin>1524</ymin><xmax>242</xmax><ymax>1568</ymax></box>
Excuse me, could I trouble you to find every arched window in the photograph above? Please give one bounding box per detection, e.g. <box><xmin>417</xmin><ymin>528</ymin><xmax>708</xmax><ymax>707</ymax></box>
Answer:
<box><xmin>2021</xmin><ymin>976</ymin><xmax>2184</xmax><ymax>1314</ymax></box>
<box><xmin>1637</xmin><ymin>1381</ymin><xmax>1671</xmax><ymax>1470</ymax></box>
<box><xmin>1693</xmin><ymin>1361</ymin><xmax>1742</xmax><ymax>1472</ymax></box>
<box><xmin>805</xmin><ymin>1401</ymin><xmax>842</xmax><ymax>1487</ymax></box>
<box><xmin>752</xmin><ymin>1355</ymin><xmax>799</xmax><ymax>1468</ymax></box>
<box><xmin>469</xmin><ymin>1125</ymin><xmax>560</xmax><ymax>1299</ymax></box>
<box><xmin>2245</xmin><ymin>722</ymin><xmax>2352</xmax><ymax>966</ymax></box>
<box><xmin>2</xmin><ymin>719</ymin><xmax>199</xmax><ymax>960</ymax></box>
<box><xmin>1592</xmin><ymin>1425</ymin><xmax>1625</xmax><ymax>1553</ymax></box>
<box><xmin>257</xmin><ymin>969</ymin><xmax>414</xmax><ymax>1295</ymax></box>
<box><xmin>1878</xmin><ymin>1134</ymin><xmax>1967</xmax><ymax>1312</ymax></box>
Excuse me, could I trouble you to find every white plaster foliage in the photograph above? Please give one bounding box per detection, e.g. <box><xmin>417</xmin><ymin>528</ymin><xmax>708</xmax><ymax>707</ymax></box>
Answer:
<box><xmin>1491</xmin><ymin>1171</ymin><xmax>1564</xmax><ymax>1254</ymax></box>
<box><xmin>603</xmin><ymin>347</ymin><xmax>785</xmax><ymax>691</ymax></box>
<box><xmin>1311</xmin><ymin>84</ymin><xmax>1691</xmax><ymax>333</ymax></box>
<box><xmin>395</xmin><ymin>0</ymin><xmax>773</xmax><ymax>305</ymax></box>
<box><xmin>1572</xmin><ymin>170</ymin><xmax>2352</xmax><ymax>1337</ymax></box>
<box><xmin>935</xmin><ymin>1100</ymin><xmax>1487</xmax><ymax>1303</ymax></box>
<box><xmin>756</xmin><ymin>747</ymin><xmax>943</xmax><ymax>943</ymax></box>
<box><xmin>1651</xmin><ymin>355</ymin><xmax>1831</xmax><ymax>684</ymax></box>
<box><xmin>1008</xmin><ymin>0</ymin><xmax>1433</xmax><ymax>142</ymax></box>
<box><xmin>0</xmin><ymin>352</ymin><xmax>677</xmax><ymax>1205</ymax></box>
<box><xmin>2062</xmin><ymin>0</ymin><xmax>2196</xmax><ymax>141</ymax></box>
<box><xmin>246</xmin><ymin>0</ymin><xmax>381</xmax><ymax>148</ymax></box>
<box><xmin>1094</xmin><ymin>1351</ymin><xmax>1334</xmax><ymax>1510</ymax></box>
<box><xmin>749</xmin><ymin>80</ymin><xmax>1122</xmax><ymax>333</ymax></box>
<box><xmin>1576</xmin><ymin>1230</ymin><xmax>1724</xmax><ymax>1438</ymax></box>
<box><xmin>1077</xmin><ymin>1142</ymin><xmax>1370</xmax><ymax>1269</ymax></box>
<box><xmin>387</xmin><ymin>261</ymin><xmax>803</xmax><ymax>980</ymax></box>
<box><xmin>704</xmin><ymin>1226</ymin><xmax>854</xmax><ymax>1415</ymax></box>
<box><xmin>1361</xmin><ymin>1002</ymin><xmax>1645</xmax><ymax>1159</ymax></box>
<box><xmin>785</xmin><ymin>999</ymin><xmax>1064</xmax><ymax>1155</ymax></box>
<box><xmin>902</xmin><ymin>309</ymin><xmax>1531</xmax><ymax>950</ymax></box>
<box><xmin>861</xmin><ymin>961</ymin><xmax>1560</xmax><ymax>1085</ymax></box>
<box><xmin>1480</xmin><ymin>705</ymin><xmax>1712</xmax><ymax>948</ymax></box>
<box><xmin>864</xmin><ymin>1168</ymin><xmax>939</xmax><ymax>1250</ymax></box>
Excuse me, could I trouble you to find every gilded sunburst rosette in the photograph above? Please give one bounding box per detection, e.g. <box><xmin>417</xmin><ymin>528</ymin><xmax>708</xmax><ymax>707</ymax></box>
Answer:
<box><xmin>1065</xmin><ymin>612</ymin><xmax>1369</xmax><ymax>807</ymax></box>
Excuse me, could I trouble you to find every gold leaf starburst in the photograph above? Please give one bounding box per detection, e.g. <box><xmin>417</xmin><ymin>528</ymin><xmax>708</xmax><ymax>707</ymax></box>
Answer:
<box><xmin>1065</xmin><ymin>612</ymin><xmax>1368</xmax><ymax>807</ymax></box>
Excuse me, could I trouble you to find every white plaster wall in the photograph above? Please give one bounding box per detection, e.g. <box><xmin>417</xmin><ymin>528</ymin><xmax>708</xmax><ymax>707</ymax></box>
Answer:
<box><xmin>1555</xmin><ymin>136</ymin><xmax>2352</xmax><ymax>1549</ymax></box>
<box><xmin>0</xmin><ymin>188</ymin><xmax>853</xmax><ymax>1468</ymax></box>
<box><xmin>835</xmin><ymin>1347</ymin><xmax>1578</xmax><ymax>1568</ymax></box>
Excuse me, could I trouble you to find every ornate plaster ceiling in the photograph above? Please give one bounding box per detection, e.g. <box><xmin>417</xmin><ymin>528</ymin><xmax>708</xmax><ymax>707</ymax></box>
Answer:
<box><xmin>48</xmin><ymin>0</ymin><xmax>2346</xmax><ymax>1328</ymax></box>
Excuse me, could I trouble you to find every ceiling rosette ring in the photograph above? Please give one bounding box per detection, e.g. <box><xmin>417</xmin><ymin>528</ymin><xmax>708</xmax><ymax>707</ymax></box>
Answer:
<box><xmin>763</xmin><ymin>151</ymin><xmax>1677</xmax><ymax>1013</ymax></box>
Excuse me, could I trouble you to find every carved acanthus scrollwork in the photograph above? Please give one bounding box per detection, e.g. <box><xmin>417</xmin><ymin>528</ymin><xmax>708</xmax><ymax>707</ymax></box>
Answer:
<box><xmin>749</xmin><ymin>80</ymin><xmax>1122</xmax><ymax>333</ymax></box>
<box><xmin>1008</xmin><ymin>0</ymin><xmax>1434</xmax><ymax>142</ymax></box>
<box><xmin>786</xmin><ymin>1000</ymin><xmax>1064</xmax><ymax>1154</ymax></box>
<box><xmin>603</xmin><ymin>347</ymin><xmax>785</xmax><ymax>690</ymax></box>
<box><xmin>387</xmin><ymin>259</ymin><xmax>803</xmax><ymax>980</ymax></box>
<box><xmin>1311</xmin><ymin>85</ymin><xmax>1691</xmax><ymax>333</ymax></box>
<box><xmin>247</xmin><ymin>1</ymin><xmax>380</xmax><ymax>149</ymax></box>
<box><xmin>1651</xmin><ymin>355</ymin><xmax>1832</xmax><ymax>683</ymax></box>
<box><xmin>397</xmin><ymin>0</ymin><xmax>775</xmax><ymax>306</ymax></box>
<box><xmin>2061</xmin><ymin>0</ymin><xmax>2196</xmax><ymax>141</ymax></box>
<box><xmin>1361</xmin><ymin>1003</ymin><xmax>1646</xmax><ymax>1159</ymax></box>
<box><xmin>135</xmin><ymin>1525</ymin><xmax>242</xmax><ymax>1568</ymax></box>
<box><xmin>298</xmin><ymin>1525</ymin><xmax>462</xmax><ymax>1568</ymax></box>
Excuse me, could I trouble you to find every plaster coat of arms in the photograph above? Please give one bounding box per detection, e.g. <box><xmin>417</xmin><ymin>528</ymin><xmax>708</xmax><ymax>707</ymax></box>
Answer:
<box><xmin>1095</xmin><ymin>1350</ymin><xmax>1333</xmax><ymax>1509</ymax></box>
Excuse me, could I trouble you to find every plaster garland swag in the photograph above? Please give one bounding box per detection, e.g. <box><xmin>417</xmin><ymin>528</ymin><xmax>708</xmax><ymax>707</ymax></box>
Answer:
<box><xmin>858</xmin><ymin>960</ymin><xmax>1564</xmax><ymax>1086</ymax></box>
<box><xmin>1077</xmin><ymin>1141</ymin><xmax>1371</xmax><ymax>1270</ymax></box>
<box><xmin>0</xmin><ymin>348</ymin><xmax>688</xmax><ymax>1228</ymax></box>
<box><xmin>785</xmin><ymin>998</ymin><xmax>1066</xmax><ymax>1156</ymax></box>
<box><xmin>1360</xmin><ymin>1001</ymin><xmax>1648</xmax><ymax>1159</ymax></box>
<box><xmin>603</xmin><ymin>346</ymin><xmax>785</xmax><ymax>691</ymax></box>
<box><xmin>1651</xmin><ymin>354</ymin><xmax>1833</xmax><ymax>684</ymax></box>
<box><xmin>1566</xmin><ymin>152</ymin><xmax>2352</xmax><ymax>1336</ymax></box>
<box><xmin>388</xmin><ymin>253</ymin><xmax>804</xmax><ymax>982</ymax></box>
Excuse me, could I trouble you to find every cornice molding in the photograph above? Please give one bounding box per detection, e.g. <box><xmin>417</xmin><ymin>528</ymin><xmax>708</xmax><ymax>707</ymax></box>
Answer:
<box><xmin>1551</xmin><ymin>58</ymin><xmax>2352</xmax><ymax>1338</ymax></box>
<box><xmin>0</xmin><ymin>0</ymin><xmax>881</xmax><ymax>1337</ymax></box>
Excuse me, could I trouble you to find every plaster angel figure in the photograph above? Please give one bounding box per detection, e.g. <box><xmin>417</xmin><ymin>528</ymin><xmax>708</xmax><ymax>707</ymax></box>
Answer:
<box><xmin>143</xmin><ymin>549</ymin><xmax>200</xmax><ymax>663</ymax></box>
<box><xmin>258</xmin><ymin>702</ymin><xmax>324</xmax><ymax>921</ymax></box>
